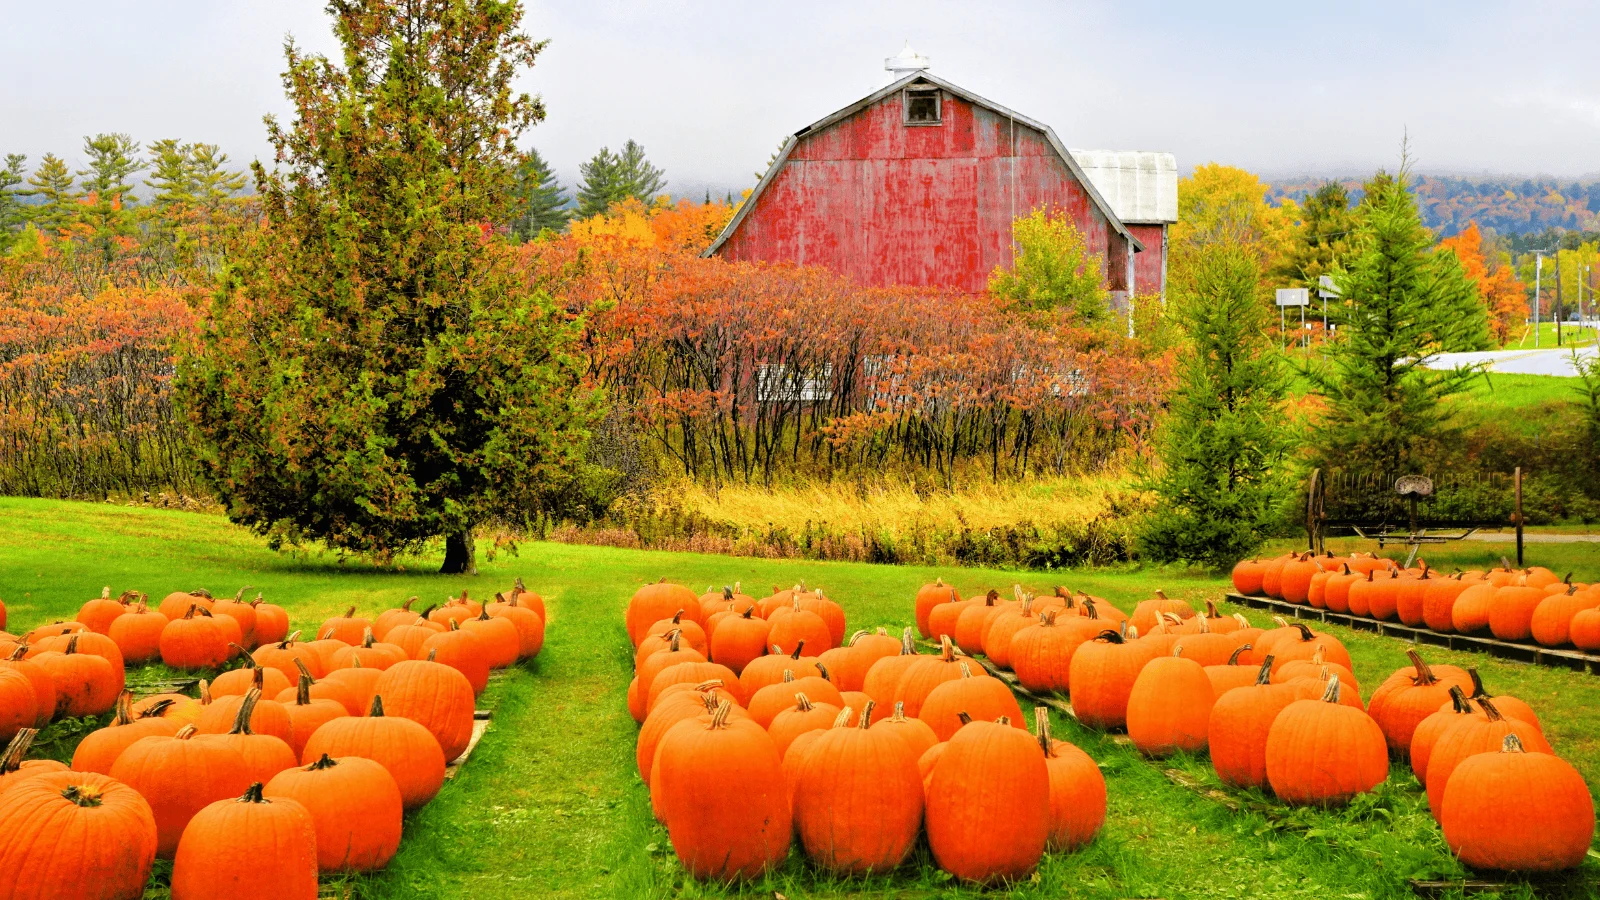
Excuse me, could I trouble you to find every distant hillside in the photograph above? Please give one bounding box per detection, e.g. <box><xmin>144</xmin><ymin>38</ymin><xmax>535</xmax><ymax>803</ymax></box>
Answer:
<box><xmin>1268</xmin><ymin>175</ymin><xmax>1600</xmax><ymax>238</ymax></box>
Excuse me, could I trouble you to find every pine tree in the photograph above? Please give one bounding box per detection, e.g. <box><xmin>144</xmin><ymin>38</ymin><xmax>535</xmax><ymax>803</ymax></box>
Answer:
<box><xmin>147</xmin><ymin>139</ymin><xmax>197</xmax><ymax>209</ymax></box>
<box><xmin>179</xmin><ymin>0</ymin><xmax>597</xmax><ymax>575</ymax></box>
<box><xmin>0</xmin><ymin>154</ymin><xmax>27</xmax><ymax>250</ymax></box>
<box><xmin>21</xmin><ymin>154</ymin><xmax>77</xmax><ymax>234</ymax></box>
<box><xmin>508</xmin><ymin>147</ymin><xmax>569</xmax><ymax>239</ymax></box>
<box><xmin>1308</xmin><ymin>169</ymin><xmax>1483</xmax><ymax>475</ymax></box>
<box><xmin>576</xmin><ymin>139</ymin><xmax>665</xmax><ymax>217</ymax></box>
<box><xmin>187</xmin><ymin>143</ymin><xmax>247</xmax><ymax>209</ymax></box>
<box><xmin>1139</xmin><ymin>245</ymin><xmax>1290</xmax><ymax>567</ymax></box>
<box><xmin>1274</xmin><ymin>181</ymin><xmax>1358</xmax><ymax>292</ymax></box>
<box><xmin>77</xmin><ymin>133</ymin><xmax>144</xmax><ymax>259</ymax></box>
<box><xmin>617</xmin><ymin>139</ymin><xmax>665</xmax><ymax>202</ymax></box>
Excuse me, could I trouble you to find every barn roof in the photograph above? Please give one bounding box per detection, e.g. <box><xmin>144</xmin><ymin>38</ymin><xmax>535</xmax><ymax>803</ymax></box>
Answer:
<box><xmin>705</xmin><ymin>71</ymin><xmax>1144</xmax><ymax>258</ymax></box>
<box><xmin>1069</xmin><ymin>149</ymin><xmax>1178</xmax><ymax>225</ymax></box>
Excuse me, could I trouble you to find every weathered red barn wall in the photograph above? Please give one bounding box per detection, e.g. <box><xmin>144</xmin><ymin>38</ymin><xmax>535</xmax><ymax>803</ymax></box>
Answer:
<box><xmin>716</xmin><ymin>92</ymin><xmax>1127</xmax><ymax>293</ymax></box>
<box><xmin>1127</xmin><ymin>224</ymin><xmax>1166</xmax><ymax>299</ymax></box>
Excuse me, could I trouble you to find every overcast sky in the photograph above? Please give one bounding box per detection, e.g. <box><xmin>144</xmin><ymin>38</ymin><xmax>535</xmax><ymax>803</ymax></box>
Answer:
<box><xmin>7</xmin><ymin>0</ymin><xmax>1600</xmax><ymax>198</ymax></box>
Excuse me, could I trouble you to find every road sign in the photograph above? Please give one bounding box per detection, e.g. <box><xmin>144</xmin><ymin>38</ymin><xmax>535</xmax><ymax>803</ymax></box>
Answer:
<box><xmin>1276</xmin><ymin>288</ymin><xmax>1310</xmax><ymax>307</ymax></box>
<box><xmin>1318</xmin><ymin>276</ymin><xmax>1340</xmax><ymax>299</ymax></box>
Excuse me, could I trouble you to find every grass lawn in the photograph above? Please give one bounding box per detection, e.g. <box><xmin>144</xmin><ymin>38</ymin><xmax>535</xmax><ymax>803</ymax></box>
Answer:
<box><xmin>2</xmin><ymin>497</ymin><xmax>1597</xmax><ymax>899</ymax></box>
<box><xmin>1500</xmin><ymin>323</ymin><xmax>1598</xmax><ymax>351</ymax></box>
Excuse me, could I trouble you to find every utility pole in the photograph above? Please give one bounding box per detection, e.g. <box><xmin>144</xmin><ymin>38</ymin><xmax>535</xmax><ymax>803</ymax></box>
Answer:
<box><xmin>1556</xmin><ymin>254</ymin><xmax>1564</xmax><ymax>347</ymax></box>
<box><xmin>1534</xmin><ymin>253</ymin><xmax>1542</xmax><ymax>348</ymax></box>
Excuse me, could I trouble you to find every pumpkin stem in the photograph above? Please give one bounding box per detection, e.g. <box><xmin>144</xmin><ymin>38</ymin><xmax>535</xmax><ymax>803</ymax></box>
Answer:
<box><xmin>1</xmin><ymin>728</ymin><xmax>39</xmax><ymax>774</ymax></box>
<box><xmin>296</xmin><ymin>672</ymin><xmax>313</xmax><ymax>706</ymax></box>
<box><xmin>740</xmin><ymin>606</ymin><xmax>755</xmax><ymax>620</ymax></box>
<box><xmin>427</xmin><ymin>649</ymin><xmax>439</xmax><ymax>662</ymax></box>
<box><xmin>111</xmin><ymin>690</ymin><xmax>134</xmax><ymax>727</ymax></box>
<box><xmin>1446</xmin><ymin>685</ymin><xmax>1472</xmax><ymax>714</ymax></box>
<box><xmin>199</xmin><ymin>680</ymin><xmax>212</xmax><ymax>705</ymax></box>
<box><xmin>1476</xmin><ymin>696</ymin><xmax>1505</xmax><ymax>722</ymax></box>
<box><xmin>782</xmin><ymin>670</ymin><xmax>795</xmax><ymax>683</ymax></box>
<box><xmin>1500</xmin><ymin>734</ymin><xmax>1526</xmax><ymax>754</ymax></box>
<box><xmin>1227</xmin><ymin>645</ymin><xmax>1250</xmax><ymax>666</ymax></box>
<box><xmin>985</xmin><ymin>589</ymin><xmax>999</xmax><ymax>607</ymax></box>
<box><xmin>175</xmin><ymin>724</ymin><xmax>198</xmax><ymax>740</ymax></box>
<box><xmin>138</xmin><ymin>699</ymin><xmax>176</xmax><ymax>720</ymax></box>
<box><xmin>1311</xmin><ymin>645</ymin><xmax>1325</xmax><ymax>666</ymax></box>
<box><xmin>900</xmin><ymin>628</ymin><xmax>915</xmax><ymax>656</ymax></box>
<box><xmin>237</xmin><ymin>782</ymin><xmax>269</xmax><ymax>804</ymax></box>
<box><xmin>708</xmin><ymin>699</ymin><xmax>734</xmax><ymax>729</ymax></box>
<box><xmin>816</xmin><ymin>662</ymin><xmax>831</xmax><ymax>681</ymax></box>
<box><xmin>60</xmin><ymin>782</ymin><xmax>106</xmax><ymax>808</ymax></box>
<box><xmin>995</xmin><ymin>715</ymin><xmax>1011</xmax><ymax>726</ymax></box>
<box><xmin>1096</xmin><ymin>629</ymin><xmax>1125</xmax><ymax>644</ymax></box>
<box><xmin>848</xmin><ymin>630</ymin><xmax>869</xmax><ymax>646</ymax></box>
<box><xmin>794</xmin><ymin>693</ymin><xmax>813</xmax><ymax>712</ymax></box>
<box><xmin>229</xmin><ymin>689</ymin><xmax>262</xmax><ymax>736</ymax></box>
<box><xmin>956</xmin><ymin>711</ymin><xmax>972</xmax><ymax>725</ymax></box>
<box><xmin>1290</xmin><ymin>623</ymin><xmax>1315</xmax><ymax>642</ymax></box>
<box><xmin>1465</xmin><ymin>667</ymin><xmax>1491</xmax><ymax>700</ymax></box>
<box><xmin>251</xmin><ymin>666</ymin><xmax>265</xmax><ymax>692</ymax></box>
<box><xmin>1319</xmin><ymin>674</ymin><xmax>1342</xmax><ymax>705</ymax></box>
<box><xmin>1255</xmin><ymin>656</ymin><xmax>1274</xmax><ymax>685</ymax></box>
<box><xmin>1035</xmin><ymin>707</ymin><xmax>1052</xmax><ymax>756</ymax></box>
<box><xmin>1084</xmin><ymin>600</ymin><xmax>1099</xmax><ymax>620</ymax></box>
<box><xmin>832</xmin><ymin>707</ymin><xmax>853</xmax><ymax>728</ymax></box>
<box><xmin>1405</xmin><ymin>649</ymin><xmax>1439</xmax><ymax>686</ymax></box>
<box><xmin>693</xmin><ymin>679</ymin><xmax>723</xmax><ymax>692</ymax></box>
<box><xmin>892</xmin><ymin>701</ymin><xmax>909</xmax><ymax>723</ymax></box>
<box><xmin>294</xmin><ymin>657</ymin><xmax>315</xmax><ymax>682</ymax></box>
<box><xmin>307</xmin><ymin>754</ymin><xmax>339</xmax><ymax>772</ymax></box>
<box><xmin>858</xmin><ymin>701</ymin><xmax>876</xmax><ymax>728</ymax></box>
<box><xmin>958</xmin><ymin>661</ymin><xmax>973</xmax><ymax>678</ymax></box>
<box><xmin>369</xmin><ymin>695</ymin><xmax>386</xmax><ymax>717</ymax></box>
<box><xmin>362</xmin><ymin>628</ymin><xmax>377</xmax><ymax>648</ymax></box>
<box><xmin>939</xmin><ymin>634</ymin><xmax>954</xmax><ymax>662</ymax></box>
<box><xmin>790</xmin><ymin>641</ymin><xmax>805</xmax><ymax>659</ymax></box>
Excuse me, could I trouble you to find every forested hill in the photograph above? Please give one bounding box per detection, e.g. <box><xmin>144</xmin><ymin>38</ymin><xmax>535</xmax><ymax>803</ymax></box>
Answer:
<box><xmin>1269</xmin><ymin>175</ymin><xmax>1600</xmax><ymax>238</ymax></box>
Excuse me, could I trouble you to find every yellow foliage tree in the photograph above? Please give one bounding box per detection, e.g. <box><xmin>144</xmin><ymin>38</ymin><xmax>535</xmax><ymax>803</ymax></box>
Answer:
<box><xmin>1168</xmin><ymin>163</ymin><xmax>1296</xmax><ymax>299</ymax></box>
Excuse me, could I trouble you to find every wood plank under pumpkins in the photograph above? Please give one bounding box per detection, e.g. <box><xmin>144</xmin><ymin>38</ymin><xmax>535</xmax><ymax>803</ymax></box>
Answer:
<box><xmin>444</xmin><ymin>710</ymin><xmax>492</xmax><ymax>779</ymax></box>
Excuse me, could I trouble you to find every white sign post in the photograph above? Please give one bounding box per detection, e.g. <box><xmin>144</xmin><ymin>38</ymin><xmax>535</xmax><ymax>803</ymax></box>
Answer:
<box><xmin>1276</xmin><ymin>288</ymin><xmax>1310</xmax><ymax>349</ymax></box>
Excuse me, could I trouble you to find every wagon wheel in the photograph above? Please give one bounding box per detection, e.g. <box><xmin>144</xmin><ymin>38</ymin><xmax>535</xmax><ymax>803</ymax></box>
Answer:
<box><xmin>1305</xmin><ymin>468</ymin><xmax>1326</xmax><ymax>553</ymax></box>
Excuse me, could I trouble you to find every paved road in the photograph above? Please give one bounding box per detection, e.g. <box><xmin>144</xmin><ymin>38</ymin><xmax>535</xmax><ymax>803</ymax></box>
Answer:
<box><xmin>1422</xmin><ymin>344</ymin><xmax>1597</xmax><ymax>377</ymax></box>
<box><xmin>1462</xmin><ymin>532</ymin><xmax>1600</xmax><ymax>544</ymax></box>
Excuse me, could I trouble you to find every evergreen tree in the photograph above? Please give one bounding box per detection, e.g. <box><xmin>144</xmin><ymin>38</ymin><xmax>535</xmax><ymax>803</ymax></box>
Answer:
<box><xmin>576</xmin><ymin>139</ymin><xmax>664</xmax><ymax>216</ymax></box>
<box><xmin>1139</xmin><ymin>245</ymin><xmax>1289</xmax><ymax>567</ymax></box>
<box><xmin>617</xmin><ymin>139</ymin><xmax>665</xmax><ymax>202</ymax></box>
<box><xmin>179</xmin><ymin>0</ymin><xmax>597</xmax><ymax>575</ymax></box>
<box><xmin>508</xmin><ymin>146</ymin><xmax>569</xmax><ymax>239</ymax></box>
<box><xmin>21</xmin><ymin>154</ymin><xmax>78</xmax><ymax>234</ymax></box>
<box><xmin>187</xmin><ymin>143</ymin><xmax>247</xmax><ymax>209</ymax></box>
<box><xmin>77</xmin><ymin>133</ymin><xmax>144</xmax><ymax>259</ymax></box>
<box><xmin>1273</xmin><ymin>181</ymin><xmax>1359</xmax><ymax>292</ymax></box>
<box><xmin>78</xmin><ymin>133</ymin><xmax>144</xmax><ymax>203</ymax></box>
<box><xmin>147</xmin><ymin>139</ymin><xmax>198</xmax><ymax>209</ymax></box>
<box><xmin>1308</xmin><ymin>169</ymin><xmax>1483</xmax><ymax>475</ymax></box>
<box><xmin>0</xmin><ymin>154</ymin><xmax>27</xmax><ymax>250</ymax></box>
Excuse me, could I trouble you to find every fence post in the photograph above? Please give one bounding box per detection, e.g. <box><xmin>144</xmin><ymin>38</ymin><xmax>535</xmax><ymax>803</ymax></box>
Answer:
<box><xmin>1514</xmin><ymin>466</ymin><xmax>1524</xmax><ymax>568</ymax></box>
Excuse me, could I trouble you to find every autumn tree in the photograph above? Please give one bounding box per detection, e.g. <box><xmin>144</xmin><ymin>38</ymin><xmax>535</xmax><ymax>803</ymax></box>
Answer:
<box><xmin>1308</xmin><ymin>169</ymin><xmax>1484</xmax><ymax>475</ymax></box>
<box><xmin>508</xmin><ymin>146</ymin><xmax>569</xmax><ymax>239</ymax></box>
<box><xmin>577</xmin><ymin>139</ymin><xmax>665</xmax><ymax>216</ymax></box>
<box><xmin>1436</xmin><ymin>222</ymin><xmax>1527</xmax><ymax>345</ymax></box>
<box><xmin>1168</xmin><ymin>163</ymin><xmax>1296</xmax><ymax>297</ymax></box>
<box><xmin>987</xmin><ymin>207</ymin><xmax>1109</xmax><ymax>326</ymax></box>
<box><xmin>21</xmin><ymin>154</ymin><xmax>77</xmax><ymax>234</ymax></box>
<box><xmin>180</xmin><ymin>0</ymin><xmax>598</xmax><ymax>574</ymax></box>
<box><xmin>1140</xmin><ymin>245</ymin><xmax>1289</xmax><ymax>567</ymax></box>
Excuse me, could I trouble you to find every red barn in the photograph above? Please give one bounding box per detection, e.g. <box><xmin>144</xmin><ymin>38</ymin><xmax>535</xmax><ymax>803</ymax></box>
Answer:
<box><xmin>706</xmin><ymin>60</ymin><xmax>1177</xmax><ymax>315</ymax></box>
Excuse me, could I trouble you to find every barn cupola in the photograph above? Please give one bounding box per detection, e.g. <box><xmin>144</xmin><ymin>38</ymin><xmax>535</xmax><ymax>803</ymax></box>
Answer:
<box><xmin>884</xmin><ymin>42</ymin><xmax>931</xmax><ymax>80</ymax></box>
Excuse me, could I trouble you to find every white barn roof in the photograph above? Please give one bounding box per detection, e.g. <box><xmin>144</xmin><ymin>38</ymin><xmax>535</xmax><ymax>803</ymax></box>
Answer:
<box><xmin>1069</xmin><ymin>150</ymin><xmax>1178</xmax><ymax>225</ymax></box>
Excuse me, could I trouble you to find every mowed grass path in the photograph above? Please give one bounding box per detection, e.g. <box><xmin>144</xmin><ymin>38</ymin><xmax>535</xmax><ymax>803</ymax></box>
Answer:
<box><xmin>2</xmin><ymin>498</ymin><xmax>1597</xmax><ymax>900</ymax></box>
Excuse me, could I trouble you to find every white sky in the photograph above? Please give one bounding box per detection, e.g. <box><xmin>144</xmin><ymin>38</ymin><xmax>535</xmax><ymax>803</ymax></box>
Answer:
<box><xmin>5</xmin><ymin>0</ymin><xmax>1600</xmax><ymax>198</ymax></box>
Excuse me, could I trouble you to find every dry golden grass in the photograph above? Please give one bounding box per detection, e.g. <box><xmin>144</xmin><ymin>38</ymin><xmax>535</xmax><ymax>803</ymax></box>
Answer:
<box><xmin>670</xmin><ymin>473</ymin><xmax>1135</xmax><ymax>533</ymax></box>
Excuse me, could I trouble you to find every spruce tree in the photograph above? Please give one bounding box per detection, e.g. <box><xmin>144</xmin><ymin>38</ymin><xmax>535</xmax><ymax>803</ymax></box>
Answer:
<box><xmin>180</xmin><ymin>0</ymin><xmax>597</xmax><ymax>575</ymax></box>
<box><xmin>1273</xmin><ymin>181</ymin><xmax>1358</xmax><ymax>291</ymax></box>
<box><xmin>508</xmin><ymin>146</ymin><xmax>569</xmax><ymax>239</ymax></box>
<box><xmin>21</xmin><ymin>154</ymin><xmax>78</xmax><ymax>234</ymax></box>
<box><xmin>1139</xmin><ymin>245</ymin><xmax>1289</xmax><ymax>567</ymax></box>
<box><xmin>1308</xmin><ymin>169</ymin><xmax>1482</xmax><ymax>475</ymax></box>
<box><xmin>616</xmin><ymin>139</ymin><xmax>665</xmax><ymax>202</ymax></box>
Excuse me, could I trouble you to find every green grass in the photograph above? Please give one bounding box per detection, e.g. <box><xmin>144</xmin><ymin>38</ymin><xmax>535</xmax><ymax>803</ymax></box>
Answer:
<box><xmin>2</xmin><ymin>497</ymin><xmax>1598</xmax><ymax>899</ymax></box>
<box><xmin>1500</xmin><ymin>322</ymin><xmax>1598</xmax><ymax>351</ymax></box>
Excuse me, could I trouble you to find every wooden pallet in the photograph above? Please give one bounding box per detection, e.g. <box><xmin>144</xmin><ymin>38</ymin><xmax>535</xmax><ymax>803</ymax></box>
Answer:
<box><xmin>1224</xmin><ymin>592</ymin><xmax>1600</xmax><ymax>675</ymax></box>
<box><xmin>445</xmin><ymin>710</ymin><xmax>493</xmax><ymax>778</ymax></box>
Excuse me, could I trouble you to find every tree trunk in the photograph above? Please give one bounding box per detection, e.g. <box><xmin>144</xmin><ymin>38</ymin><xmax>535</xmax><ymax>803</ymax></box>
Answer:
<box><xmin>441</xmin><ymin>529</ymin><xmax>478</xmax><ymax>575</ymax></box>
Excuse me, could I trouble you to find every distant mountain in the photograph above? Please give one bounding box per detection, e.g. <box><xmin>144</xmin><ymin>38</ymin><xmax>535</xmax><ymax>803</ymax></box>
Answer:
<box><xmin>1267</xmin><ymin>175</ymin><xmax>1600</xmax><ymax>238</ymax></box>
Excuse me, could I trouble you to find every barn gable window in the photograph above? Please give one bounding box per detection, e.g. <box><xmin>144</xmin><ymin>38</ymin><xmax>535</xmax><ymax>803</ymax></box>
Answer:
<box><xmin>903</xmin><ymin>87</ymin><xmax>941</xmax><ymax>125</ymax></box>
